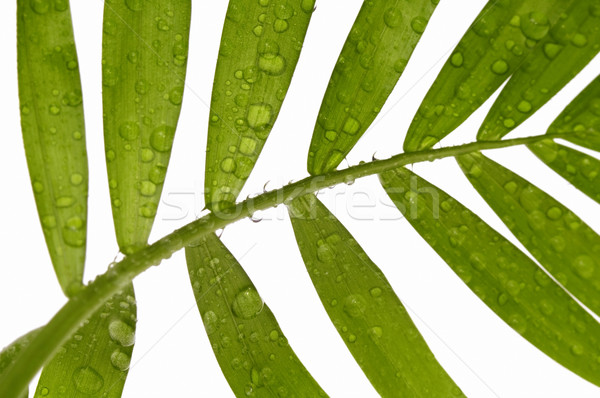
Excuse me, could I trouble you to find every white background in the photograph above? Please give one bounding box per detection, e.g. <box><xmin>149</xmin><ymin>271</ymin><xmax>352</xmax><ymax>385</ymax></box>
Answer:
<box><xmin>1</xmin><ymin>0</ymin><xmax>600</xmax><ymax>397</ymax></box>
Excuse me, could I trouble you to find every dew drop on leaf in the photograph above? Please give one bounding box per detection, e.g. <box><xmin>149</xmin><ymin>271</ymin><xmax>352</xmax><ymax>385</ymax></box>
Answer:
<box><xmin>108</xmin><ymin>320</ymin><xmax>135</xmax><ymax>347</ymax></box>
<box><xmin>232</xmin><ymin>287</ymin><xmax>264</xmax><ymax>319</ymax></box>
<box><xmin>72</xmin><ymin>366</ymin><xmax>104</xmax><ymax>394</ymax></box>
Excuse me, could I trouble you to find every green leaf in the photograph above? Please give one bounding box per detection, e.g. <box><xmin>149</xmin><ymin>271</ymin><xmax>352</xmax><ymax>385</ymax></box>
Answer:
<box><xmin>307</xmin><ymin>0</ymin><xmax>439</xmax><ymax>175</ymax></box>
<box><xmin>478</xmin><ymin>2</ymin><xmax>600</xmax><ymax>140</ymax></box>
<box><xmin>34</xmin><ymin>284</ymin><xmax>137</xmax><ymax>398</ymax></box>
<box><xmin>380</xmin><ymin>167</ymin><xmax>600</xmax><ymax>387</ymax></box>
<box><xmin>529</xmin><ymin>139</ymin><xmax>600</xmax><ymax>204</ymax></box>
<box><xmin>102</xmin><ymin>0</ymin><xmax>192</xmax><ymax>254</ymax></box>
<box><xmin>546</xmin><ymin>75</ymin><xmax>600</xmax><ymax>151</ymax></box>
<box><xmin>403</xmin><ymin>0</ymin><xmax>571</xmax><ymax>152</ymax></box>
<box><xmin>287</xmin><ymin>194</ymin><xmax>463</xmax><ymax>397</ymax></box>
<box><xmin>1</xmin><ymin>329</ymin><xmax>41</xmax><ymax>398</ymax></box>
<box><xmin>457</xmin><ymin>152</ymin><xmax>600</xmax><ymax>316</ymax></box>
<box><xmin>185</xmin><ymin>234</ymin><xmax>327</xmax><ymax>397</ymax></box>
<box><xmin>17</xmin><ymin>0</ymin><xmax>88</xmax><ymax>296</ymax></box>
<box><xmin>205</xmin><ymin>0</ymin><xmax>314</xmax><ymax>212</ymax></box>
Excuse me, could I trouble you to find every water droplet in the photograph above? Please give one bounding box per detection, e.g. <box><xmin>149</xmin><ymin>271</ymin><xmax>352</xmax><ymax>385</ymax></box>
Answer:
<box><xmin>316</xmin><ymin>243</ymin><xmax>335</xmax><ymax>262</ymax></box>
<box><xmin>543</xmin><ymin>43</ymin><xmax>562</xmax><ymax>59</ymax></box>
<box><xmin>150</xmin><ymin>125</ymin><xmax>175</xmax><ymax>152</ymax></box>
<box><xmin>149</xmin><ymin>165</ymin><xmax>167</xmax><ymax>184</ymax></box>
<box><xmin>546</xmin><ymin>206</ymin><xmax>562</xmax><ymax>220</ymax></box>
<box><xmin>42</xmin><ymin>215</ymin><xmax>57</xmax><ymax>229</ymax></box>
<box><xmin>571</xmin><ymin>344</ymin><xmax>584</xmax><ymax>356</ymax></box>
<box><xmin>110</xmin><ymin>349</ymin><xmax>131</xmax><ymax>371</ymax></box>
<box><xmin>30</xmin><ymin>0</ymin><xmax>50</xmax><ymax>14</ymax></box>
<box><xmin>393</xmin><ymin>58</ymin><xmax>408</xmax><ymax>73</ymax></box>
<box><xmin>274</xmin><ymin>3</ymin><xmax>294</xmax><ymax>19</ymax></box>
<box><xmin>64</xmin><ymin>90</ymin><xmax>82</xmax><ymax>107</ymax></box>
<box><xmin>273</xmin><ymin>19</ymin><xmax>289</xmax><ymax>33</ymax></box>
<box><xmin>56</xmin><ymin>196</ymin><xmax>74</xmax><ymax>208</ymax></box>
<box><xmin>383</xmin><ymin>8</ymin><xmax>402</xmax><ymax>28</ymax></box>
<box><xmin>571</xmin><ymin>34</ymin><xmax>588</xmax><ymax>48</ymax></box>
<box><xmin>49</xmin><ymin>104</ymin><xmax>61</xmax><ymax>115</ymax></box>
<box><xmin>108</xmin><ymin>320</ymin><xmax>135</xmax><ymax>347</ymax></box>
<box><xmin>156</xmin><ymin>18</ymin><xmax>170</xmax><ymax>31</ymax></box>
<box><xmin>203</xmin><ymin>311</ymin><xmax>219</xmax><ymax>334</ymax></box>
<box><xmin>411</xmin><ymin>16</ymin><xmax>428</xmax><ymax>34</ymax></box>
<box><xmin>269</xmin><ymin>330</ymin><xmax>279</xmax><ymax>341</ymax></box>
<box><xmin>450</xmin><ymin>52</ymin><xmax>464</xmax><ymax>67</ymax></box>
<box><xmin>301</xmin><ymin>0</ymin><xmax>315</xmax><ymax>13</ymax></box>
<box><xmin>33</xmin><ymin>181</ymin><xmax>44</xmax><ymax>193</ymax></box>
<box><xmin>40</xmin><ymin>387</ymin><xmax>49</xmax><ymax>396</ymax></box>
<box><xmin>258</xmin><ymin>54</ymin><xmax>286</xmax><ymax>75</ymax></box>
<box><xmin>239</xmin><ymin>137</ymin><xmax>257</xmax><ymax>155</ymax></box>
<box><xmin>508</xmin><ymin>314</ymin><xmax>527</xmax><ymax>334</ymax></box>
<box><xmin>232</xmin><ymin>287</ymin><xmax>264</xmax><ymax>319</ymax></box>
<box><xmin>73</xmin><ymin>366</ymin><xmax>104</xmax><ymax>394</ymax></box>
<box><xmin>347</xmin><ymin>334</ymin><xmax>357</xmax><ymax>343</ymax></box>
<box><xmin>368</xmin><ymin>326</ymin><xmax>383</xmax><ymax>340</ymax></box>
<box><xmin>343</xmin><ymin>294</ymin><xmax>367</xmax><ymax>318</ymax></box>
<box><xmin>520</xmin><ymin>12</ymin><xmax>550</xmax><ymax>41</ymax></box>
<box><xmin>220</xmin><ymin>157</ymin><xmax>237</xmax><ymax>173</ymax></box>
<box><xmin>169</xmin><ymin>87</ymin><xmax>184</xmax><ymax>105</ymax></box>
<box><xmin>342</xmin><ymin>117</ymin><xmax>361</xmax><ymax>135</ymax></box>
<box><xmin>491</xmin><ymin>59</ymin><xmax>509</xmax><ymax>75</ymax></box>
<box><xmin>141</xmin><ymin>148</ymin><xmax>155</xmax><ymax>162</ymax></box>
<box><xmin>139</xmin><ymin>180</ymin><xmax>157</xmax><ymax>196</ymax></box>
<box><xmin>119</xmin><ymin>122</ymin><xmax>140</xmax><ymax>141</ymax></box>
<box><xmin>572</xmin><ymin>256</ymin><xmax>595</xmax><ymax>279</ymax></box>
<box><xmin>247</xmin><ymin>103</ymin><xmax>272</xmax><ymax>129</ymax></box>
<box><xmin>517</xmin><ymin>100</ymin><xmax>532</xmax><ymax>113</ymax></box>
<box><xmin>325</xmin><ymin>130</ymin><xmax>338</xmax><ymax>142</ymax></box>
<box><xmin>125</xmin><ymin>0</ymin><xmax>143</xmax><ymax>11</ymax></box>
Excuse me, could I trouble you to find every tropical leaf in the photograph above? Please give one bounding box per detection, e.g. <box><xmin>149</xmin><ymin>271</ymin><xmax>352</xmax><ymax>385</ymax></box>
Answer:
<box><xmin>403</xmin><ymin>0</ymin><xmax>572</xmax><ymax>152</ymax></box>
<box><xmin>478</xmin><ymin>1</ymin><xmax>600</xmax><ymax>140</ymax></box>
<box><xmin>205</xmin><ymin>0</ymin><xmax>314</xmax><ymax>212</ymax></box>
<box><xmin>185</xmin><ymin>233</ymin><xmax>327</xmax><ymax>397</ymax></box>
<box><xmin>456</xmin><ymin>152</ymin><xmax>600</xmax><ymax>316</ymax></box>
<box><xmin>34</xmin><ymin>285</ymin><xmax>137</xmax><ymax>398</ymax></box>
<box><xmin>380</xmin><ymin>166</ymin><xmax>600</xmax><ymax>387</ymax></box>
<box><xmin>102</xmin><ymin>0</ymin><xmax>192</xmax><ymax>254</ymax></box>
<box><xmin>16</xmin><ymin>0</ymin><xmax>88</xmax><ymax>296</ymax></box>
<box><xmin>529</xmin><ymin>139</ymin><xmax>600</xmax><ymax>204</ymax></box>
<box><xmin>546</xmin><ymin>75</ymin><xmax>600</xmax><ymax>151</ymax></box>
<box><xmin>307</xmin><ymin>0</ymin><xmax>438</xmax><ymax>175</ymax></box>
<box><xmin>0</xmin><ymin>329</ymin><xmax>40</xmax><ymax>398</ymax></box>
<box><xmin>287</xmin><ymin>194</ymin><xmax>463</xmax><ymax>397</ymax></box>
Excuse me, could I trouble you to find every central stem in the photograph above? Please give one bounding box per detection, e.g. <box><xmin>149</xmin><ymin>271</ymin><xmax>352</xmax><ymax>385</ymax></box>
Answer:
<box><xmin>0</xmin><ymin>133</ymin><xmax>558</xmax><ymax>396</ymax></box>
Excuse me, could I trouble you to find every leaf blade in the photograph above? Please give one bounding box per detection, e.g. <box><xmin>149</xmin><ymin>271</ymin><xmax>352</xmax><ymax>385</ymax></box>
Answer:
<box><xmin>478</xmin><ymin>1</ymin><xmax>600</xmax><ymax>141</ymax></box>
<box><xmin>34</xmin><ymin>285</ymin><xmax>137</xmax><ymax>398</ymax></box>
<box><xmin>17</xmin><ymin>0</ymin><xmax>88</xmax><ymax>296</ymax></box>
<box><xmin>380</xmin><ymin>167</ymin><xmax>600</xmax><ymax>387</ymax></box>
<box><xmin>307</xmin><ymin>0</ymin><xmax>438</xmax><ymax>175</ymax></box>
<box><xmin>205</xmin><ymin>0</ymin><xmax>314</xmax><ymax>211</ymax></box>
<box><xmin>185</xmin><ymin>234</ymin><xmax>327</xmax><ymax>397</ymax></box>
<box><xmin>546</xmin><ymin>75</ymin><xmax>600</xmax><ymax>152</ymax></box>
<box><xmin>457</xmin><ymin>152</ymin><xmax>600</xmax><ymax>316</ymax></box>
<box><xmin>102</xmin><ymin>0</ymin><xmax>192</xmax><ymax>253</ymax></box>
<box><xmin>403</xmin><ymin>0</ymin><xmax>571</xmax><ymax>152</ymax></box>
<box><xmin>1</xmin><ymin>329</ymin><xmax>41</xmax><ymax>398</ymax></box>
<box><xmin>287</xmin><ymin>194</ymin><xmax>463</xmax><ymax>397</ymax></box>
<box><xmin>529</xmin><ymin>140</ymin><xmax>600</xmax><ymax>204</ymax></box>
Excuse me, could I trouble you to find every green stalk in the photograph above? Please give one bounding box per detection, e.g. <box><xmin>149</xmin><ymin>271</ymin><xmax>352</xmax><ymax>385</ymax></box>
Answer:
<box><xmin>0</xmin><ymin>133</ymin><xmax>564</xmax><ymax>397</ymax></box>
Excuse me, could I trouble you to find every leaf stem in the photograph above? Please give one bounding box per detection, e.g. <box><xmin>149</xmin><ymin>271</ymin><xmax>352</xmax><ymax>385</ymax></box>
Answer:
<box><xmin>0</xmin><ymin>133</ymin><xmax>560</xmax><ymax>396</ymax></box>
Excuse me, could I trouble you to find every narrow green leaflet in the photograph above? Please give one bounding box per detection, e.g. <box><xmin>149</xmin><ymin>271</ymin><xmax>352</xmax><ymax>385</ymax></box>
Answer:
<box><xmin>457</xmin><ymin>153</ymin><xmax>600</xmax><ymax>316</ymax></box>
<box><xmin>185</xmin><ymin>234</ymin><xmax>327</xmax><ymax>397</ymax></box>
<box><xmin>307</xmin><ymin>0</ymin><xmax>438</xmax><ymax>175</ymax></box>
<box><xmin>205</xmin><ymin>0</ymin><xmax>315</xmax><ymax>212</ymax></box>
<box><xmin>380</xmin><ymin>167</ymin><xmax>600</xmax><ymax>387</ymax></box>
<box><xmin>546</xmin><ymin>75</ymin><xmax>600</xmax><ymax>151</ymax></box>
<box><xmin>102</xmin><ymin>0</ymin><xmax>192</xmax><ymax>254</ymax></box>
<box><xmin>287</xmin><ymin>194</ymin><xmax>463</xmax><ymax>397</ymax></box>
<box><xmin>529</xmin><ymin>139</ymin><xmax>600</xmax><ymax>204</ymax></box>
<box><xmin>34</xmin><ymin>285</ymin><xmax>137</xmax><ymax>398</ymax></box>
<box><xmin>0</xmin><ymin>329</ymin><xmax>40</xmax><ymax>398</ymax></box>
<box><xmin>403</xmin><ymin>0</ymin><xmax>571</xmax><ymax>152</ymax></box>
<box><xmin>17</xmin><ymin>0</ymin><xmax>88</xmax><ymax>296</ymax></box>
<box><xmin>478</xmin><ymin>1</ymin><xmax>600</xmax><ymax>141</ymax></box>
